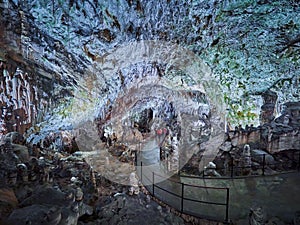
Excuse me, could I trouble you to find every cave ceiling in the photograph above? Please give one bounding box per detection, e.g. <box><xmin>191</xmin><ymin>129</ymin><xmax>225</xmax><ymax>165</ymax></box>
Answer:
<box><xmin>0</xmin><ymin>0</ymin><xmax>299</xmax><ymax>136</ymax></box>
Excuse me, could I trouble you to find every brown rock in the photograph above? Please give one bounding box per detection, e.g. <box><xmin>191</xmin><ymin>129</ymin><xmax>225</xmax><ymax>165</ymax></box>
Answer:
<box><xmin>0</xmin><ymin>188</ymin><xmax>18</xmax><ymax>208</ymax></box>
<box><xmin>0</xmin><ymin>187</ymin><xmax>18</xmax><ymax>220</ymax></box>
<box><xmin>11</xmin><ymin>144</ymin><xmax>29</xmax><ymax>163</ymax></box>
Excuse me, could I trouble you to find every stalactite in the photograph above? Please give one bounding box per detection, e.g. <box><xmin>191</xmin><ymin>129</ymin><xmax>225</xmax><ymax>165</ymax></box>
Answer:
<box><xmin>0</xmin><ymin>61</ymin><xmax>50</xmax><ymax>135</ymax></box>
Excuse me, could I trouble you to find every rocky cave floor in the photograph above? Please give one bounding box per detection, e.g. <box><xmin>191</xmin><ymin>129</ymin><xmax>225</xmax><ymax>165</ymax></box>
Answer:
<box><xmin>0</xmin><ymin>131</ymin><xmax>223</xmax><ymax>225</ymax></box>
<box><xmin>0</xmin><ymin>130</ymin><xmax>300</xmax><ymax>225</ymax></box>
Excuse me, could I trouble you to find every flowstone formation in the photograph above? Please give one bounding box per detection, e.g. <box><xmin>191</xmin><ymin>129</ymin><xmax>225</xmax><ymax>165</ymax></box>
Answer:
<box><xmin>0</xmin><ymin>63</ymin><xmax>52</xmax><ymax>135</ymax></box>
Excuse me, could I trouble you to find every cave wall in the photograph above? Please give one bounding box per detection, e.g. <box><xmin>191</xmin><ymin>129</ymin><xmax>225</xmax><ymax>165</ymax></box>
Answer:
<box><xmin>0</xmin><ymin>0</ymin><xmax>299</xmax><ymax>136</ymax></box>
<box><xmin>0</xmin><ymin>1</ymin><xmax>77</xmax><ymax>136</ymax></box>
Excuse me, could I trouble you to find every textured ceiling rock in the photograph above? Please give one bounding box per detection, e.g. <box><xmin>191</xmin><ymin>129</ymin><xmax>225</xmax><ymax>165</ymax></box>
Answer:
<box><xmin>0</xmin><ymin>0</ymin><xmax>299</xmax><ymax>133</ymax></box>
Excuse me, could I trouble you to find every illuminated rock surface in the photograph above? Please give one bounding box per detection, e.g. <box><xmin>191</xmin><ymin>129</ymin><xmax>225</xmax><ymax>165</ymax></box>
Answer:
<box><xmin>0</xmin><ymin>0</ymin><xmax>300</xmax><ymax>224</ymax></box>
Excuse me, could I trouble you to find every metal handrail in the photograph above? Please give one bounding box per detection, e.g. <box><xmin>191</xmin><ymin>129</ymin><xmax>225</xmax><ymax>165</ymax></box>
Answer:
<box><xmin>182</xmin><ymin>152</ymin><xmax>300</xmax><ymax>178</ymax></box>
<box><xmin>135</xmin><ymin>151</ymin><xmax>300</xmax><ymax>223</ymax></box>
<box><xmin>153</xmin><ymin>183</ymin><xmax>182</xmax><ymax>198</ymax></box>
<box><xmin>137</xmin><ymin>161</ymin><xmax>230</xmax><ymax>223</ymax></box>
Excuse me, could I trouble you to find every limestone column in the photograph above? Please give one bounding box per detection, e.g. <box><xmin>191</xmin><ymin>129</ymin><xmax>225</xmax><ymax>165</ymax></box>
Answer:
<box><xmin>259</xmin><ymin>90</ymin><xmax>277</xmax><ymax>125</ymax></box>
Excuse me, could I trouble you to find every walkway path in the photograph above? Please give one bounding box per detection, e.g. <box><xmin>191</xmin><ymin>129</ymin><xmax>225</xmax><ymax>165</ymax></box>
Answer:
<box><xmin>137</xmin><ymin>137</ymin><xmax>300</xmax><ymax>223</ymax></box>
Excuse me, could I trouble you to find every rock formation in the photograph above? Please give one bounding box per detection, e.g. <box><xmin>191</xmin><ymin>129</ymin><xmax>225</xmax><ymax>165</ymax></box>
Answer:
<box><xmin>0</xmin><ymin>131</ymin><xmax>185</xmax><ymax>225</ymax></box>
<box><xmin>0</xmin><ymin>0</ymin><xmax>299</xmax><ymax>224</ymax></box>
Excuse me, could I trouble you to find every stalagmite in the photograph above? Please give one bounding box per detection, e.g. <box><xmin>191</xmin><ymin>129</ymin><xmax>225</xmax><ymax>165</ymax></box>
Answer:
<box><xmin>203</xmin><ymin>162</ymin><xmax>221</xmax><ymax>177</ymax></box>
<box><xmin>128</xmin><ymin>172</ymin><xmax>139</xmax><ymax>195</ymax></box>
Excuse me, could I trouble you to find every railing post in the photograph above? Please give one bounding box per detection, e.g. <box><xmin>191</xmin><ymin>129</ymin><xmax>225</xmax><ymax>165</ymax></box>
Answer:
<box><xmin>225</xmin><ymin>188</ymin><xmax>230</xmax><ymax>224</ymax></box>
<box><xmin>140</xmin><ymin>161</ymin><xmax>143</xmax><ymax>183</ymax></box>
<box><xmin>134</xmin><ymin>150</ymin><xmax>137</xmax><ymax>166</ymax></box>
<box><xmin>224</xmin><ymin>188</ymin><xmax>230</xmax><ymax>224</ymax></box>
<box><xmin>298</xmin><ymin>152</ymin><xmax>300</xmax><ymax>172</ymax></box>
<box><xmin>230</xmin><ymin>157</ymin><xmax>234</xmax><ymax>178</ymax></box>
<box><xmin>166</xmin><ymin>153</ymin><xmax>169</xmax><ymax>172</ymax></box>
<box><xmin>181</xmin><ymin>183</ymin><xmax>184</xmax><ymax>213</ymax></box>
<box><xmin>152</xmin><ymin>172</ymin><xmax>155</xmax><ymax>195</ymax></box>
<box><xmin>262</xmin><ymin>154</ymin><xmax>266</xmax><ymax>176</ymax></box>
